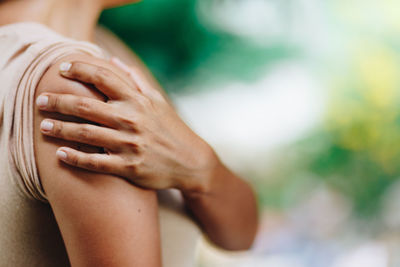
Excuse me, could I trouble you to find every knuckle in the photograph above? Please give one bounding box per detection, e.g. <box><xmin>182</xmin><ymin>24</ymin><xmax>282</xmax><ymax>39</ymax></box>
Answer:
<box><xmin>77</xmin><ymin>125</ymin><xmax>92</xmax><ymax>141</ymax></box>
<box><xmin>123</xmin><ymin>154</ymin><xmax>145</xmax><ymax>172</ymax></box>
<box><xmin>75</xmin><ymin>98</ymin><xmax>91</xmax><ymax>115</ymax></box>
<box><xmin>94</xmin><ymin>67</ymin><xmax>111</xmax><ymax>85</ymax></box>
<box><xmin>116</xmin><ymin>115</ymin><xmax>138</xmax><ymax>131</ymax></box>
<box><xmin>49</xmin><ymin>95</ymin><xmax>60</xmax><ymax>110</ymax></box>
<box><xmin>96</xmin><ymin>160</ymin><xmax>109</xmax><ymax>172</ymax></box>
<box><xmin>137</xmin><ymin>95</ymin><xmax>151</xmax><ymax>109</ymax></box>
<box><xmin>138</xmin><ymin>141</ymin><xmax>147</xmax><ymax>154</ymax></box>
<box><xmin>85</xmin><ymin>156</ymin><xmax>99</xmax><ymax>170</ymax></box>
<box><xmin>135</xmin><ymin>139</ymin><xmax>146</xmax><ymax>154</ymax></box>
<box><xmin>121</xmin><ymin>139</ymin><xmax>139</xmax><ymax>153</ymax></box>
<box><xmin>68</xmin><ymin>153</ymin><xmax>79</xmax><ymax>166</ymax></box>
<box><xmin>124</xmin><ymin>161</ymin><xmax>138</xmax><ymax>176</ymax></box>
<box><xmin>52</xmin><ymin>121</ymin><xmax>63</xmax><ymax>137</ymax></box>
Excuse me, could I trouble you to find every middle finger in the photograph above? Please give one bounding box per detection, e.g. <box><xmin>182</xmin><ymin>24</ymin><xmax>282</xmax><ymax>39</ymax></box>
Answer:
<box><xmin>36</xmin><ymin>93</ymin><xmax>120</xmax><ymax>128</ymax></box>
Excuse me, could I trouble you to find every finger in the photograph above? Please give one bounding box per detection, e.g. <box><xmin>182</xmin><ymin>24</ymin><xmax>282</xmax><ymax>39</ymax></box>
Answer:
<box><xmin>59</xmin><ymin>61</ymin><xmax>136</xmax><ymax>100</ymax></box>
<box><xmin>110</xmin><ymin>57</ymin><xmax>149</xmax><ymax>94</ymax></box>
<box><xmin>36</xmin><ymin>93</ymin><xmax>119</xmax><ymax>128</ymax></box>
<box><xmin>110</xmin><ymin>57</ymin><xmax>144</xmax><ymax>93</ymax></box>
<box><xmin>110</xmin><ymin>57</ymin><xmax>167</xmax><ymax>101</ymax></box>
<box><xmin>40</xmin><ymin>119</ymin><xmax>125</xmax><ymax>151</ymax></box>
<box><xmin>56</xmin><ymin>147</ymin><xmax>122</xmax><ymax>175</ymax></box>
<box><xmin>110</xmin><ymin>57</ymin><xmax>132</xmax><ymax>74</ymax></box>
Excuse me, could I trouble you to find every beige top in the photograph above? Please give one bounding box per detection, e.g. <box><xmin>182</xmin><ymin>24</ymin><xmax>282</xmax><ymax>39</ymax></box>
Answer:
<box><xmin>0</xmin><ymin>22</ymin><xmax>200</xmax><ymax>267</ymax></box>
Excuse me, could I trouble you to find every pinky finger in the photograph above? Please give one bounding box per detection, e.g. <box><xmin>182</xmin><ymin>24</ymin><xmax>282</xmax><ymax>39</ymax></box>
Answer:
<box><xmin>56</xmin><ymin>147</ymin><xmax>120</xmax><ymax>175</ymax></box>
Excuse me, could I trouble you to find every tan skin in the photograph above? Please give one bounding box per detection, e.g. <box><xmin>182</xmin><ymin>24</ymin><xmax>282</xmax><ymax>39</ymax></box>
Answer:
<box><xmin>38</xmin><ymin>59</ymin><xmax>259</xmax><ymax>249</ymax></box>
<box><xmin>35</xmin><ymin>55</ymin><xmax>162</xmax><ymax>267</ymax></box>
<box><xmin>1</xmin><ymin>0</ymin><xmax>161</xmax><ymax>266</ymax></box>
<box><xmin>2</xmin><ymin>0</ymin><xmax>257</xmax><ymax>260</ymax></box>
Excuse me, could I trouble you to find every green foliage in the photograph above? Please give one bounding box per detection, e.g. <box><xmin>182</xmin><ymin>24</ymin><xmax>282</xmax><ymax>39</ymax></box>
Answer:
<box><xmin>101</xmin><ymin>0</ymin><xmax>400</xmax><ymax>219</ymax></box>
<box><xmin>303</xmin><ymin>133</ymin><xmax>395</xmax><ymax>217</ymax></box>
<box><xmin>99</xmin><ymin>0</ymin><xmax>294</xmax><ymax>93</ymax></box>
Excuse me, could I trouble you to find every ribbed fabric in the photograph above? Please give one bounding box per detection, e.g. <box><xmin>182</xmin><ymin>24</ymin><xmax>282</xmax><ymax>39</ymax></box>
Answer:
<box><xmin>1</xmin><ymin>23</ymin><xmax>103</xmax><ymax>202</ymax></box>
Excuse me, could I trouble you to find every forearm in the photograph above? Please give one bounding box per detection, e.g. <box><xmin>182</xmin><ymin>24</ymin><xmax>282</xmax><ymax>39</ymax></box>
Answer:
<box><xmin>182</xmin><ymin>152</ymin><xmax>258</xmax><ymax>251</ymax></box>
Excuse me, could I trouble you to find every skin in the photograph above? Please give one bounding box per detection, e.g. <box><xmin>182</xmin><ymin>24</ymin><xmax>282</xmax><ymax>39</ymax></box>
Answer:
<box><xmin>1</xmin><ymin>0</ymin><xmax>161</xmax><ymax>266</ymax></box>
<box><xmin>37</xmin><ymin>59</ymin><xmax>259</xmax><ymax>250</ymax></box>
<box><xmin>0</xmin><ymin>0</ymin><xmax>138</xmax><ymax>41</ymax></box>
<box><xmin>35</xmin><ymin>56</ymin><xmax>162</xmax><ymax>267</ymax></box>
<box><xmin>2</xmin><ymin>0</ymin><xmax>258</xmax><ymax>255</ymax></box>
<box><xmin>35</xmin><ymin>54</ymin><xmax>162</xmax><ymax>267</ymax></box>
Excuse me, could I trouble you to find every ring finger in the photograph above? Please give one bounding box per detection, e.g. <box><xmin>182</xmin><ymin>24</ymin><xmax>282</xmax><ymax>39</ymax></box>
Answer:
<box><xmin>37</xmin><ymin>93</ymin><xmax>119</xmax><ymax>128</ymax></box>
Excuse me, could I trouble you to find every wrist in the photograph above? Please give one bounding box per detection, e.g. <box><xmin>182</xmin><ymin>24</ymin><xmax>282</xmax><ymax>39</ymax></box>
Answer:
<box><xmin>178</xmin><ymin>141</ymin><xmax>219</xmax><ymax>197</ymax></box>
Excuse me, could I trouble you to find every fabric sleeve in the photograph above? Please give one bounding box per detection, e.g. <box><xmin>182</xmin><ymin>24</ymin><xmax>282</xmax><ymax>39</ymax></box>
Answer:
<box><xmin>5</xmin><ymin>39</ymin><xmax>104</xmax><ymax>202</ymax></box>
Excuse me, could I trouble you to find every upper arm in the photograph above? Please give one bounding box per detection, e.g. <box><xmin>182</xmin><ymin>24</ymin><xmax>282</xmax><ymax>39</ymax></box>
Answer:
<box><xmin>34</xmin><ymin>54</ymin><xmax>161</xmax><ymax>267</ymax></box>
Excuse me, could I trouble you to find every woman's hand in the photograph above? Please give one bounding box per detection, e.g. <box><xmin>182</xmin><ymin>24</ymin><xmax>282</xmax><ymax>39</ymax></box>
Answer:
<box><xmin>36</xmin><ymin>59</ymin><xmax>215</xmax><ymax>193</ymax></box>
<box><xmin>37</xmin><ymin>58</ymin><xmax>259</xmax><ymax>251</ymax></box>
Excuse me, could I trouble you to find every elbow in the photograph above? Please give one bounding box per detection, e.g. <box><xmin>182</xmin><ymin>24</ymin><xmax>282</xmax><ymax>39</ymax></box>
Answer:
<box><xmin>221</xmin><ymin>240</ymin><xmax>254</xmax><ymax>252</ymax></box>
<box><xmin>215</xmin><ymin>236</ymin><xmax>256</xmax><ymax>252</ymax></box>
<box><xmin>213</xmin><ymin>221</ymin><xmax>259</xmax><ymax>251</ymax></box>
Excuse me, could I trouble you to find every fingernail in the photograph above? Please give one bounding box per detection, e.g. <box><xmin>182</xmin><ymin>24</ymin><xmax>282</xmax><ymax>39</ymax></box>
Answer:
<box><xmin>59</xmin><ymin>62</ymin><xmax>72</xmax><ymax>73</ymax></box>
<box><xmin>56</xmin><ymin>149</ymin><xmax>67</xmax><ymax>160</ymax></box>
<box><xmin>36</xmin><ymin>95</ymin><xmax>48</xmax><ymax>108</ymax></box>
<box><xmin>40</xmin><ymin>120</ymin><xmax>54</xmax><ymax>132</ymax></box>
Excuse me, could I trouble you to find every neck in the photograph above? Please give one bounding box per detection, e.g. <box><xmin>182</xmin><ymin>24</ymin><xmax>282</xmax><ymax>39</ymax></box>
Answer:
<box><xmin>0</xmin><ymin>0</ymin><xmax>103</xmax><ymax>41</ymax></box>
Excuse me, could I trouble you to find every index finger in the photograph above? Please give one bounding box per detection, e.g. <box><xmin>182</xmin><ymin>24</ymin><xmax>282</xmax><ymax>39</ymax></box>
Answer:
<box><xmin>59</xmin><ymin>61</ymin><xmax>137</xmax><ymax>100</ymax></box>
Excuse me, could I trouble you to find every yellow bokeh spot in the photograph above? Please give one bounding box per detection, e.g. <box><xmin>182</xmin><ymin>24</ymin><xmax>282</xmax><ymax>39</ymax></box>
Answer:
<box><xmin>354</xmin><ymin>41</ymin><xmax>399</xmax><ymax>108</ymax></box>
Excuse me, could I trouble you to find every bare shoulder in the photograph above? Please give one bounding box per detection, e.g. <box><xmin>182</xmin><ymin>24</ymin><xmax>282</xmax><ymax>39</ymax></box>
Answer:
<box><xmin>34</xmin><ymin>54</ymin><xmax>161</xmax><ymax>267</ymax></box>
<box><xmin>36</xmin><ymin>53</ymin><xmax>125</xmax><ymax>100</ymax></box>
<box><xmin>34</xmin><ymin>53</ymin><xmax>135</xmax><ymax>198</ymax></box>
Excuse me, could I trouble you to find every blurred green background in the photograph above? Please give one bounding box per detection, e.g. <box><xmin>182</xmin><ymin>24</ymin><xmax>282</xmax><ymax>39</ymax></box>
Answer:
<box><xmin>99</xmin><ymin>0</ymin><xmax>294</xmax><ymax>93</ymax></box>
<box><xmin>100</xmin><ymin>0</ymin><xmax>400</xmax><ymax>266</ymax></box>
